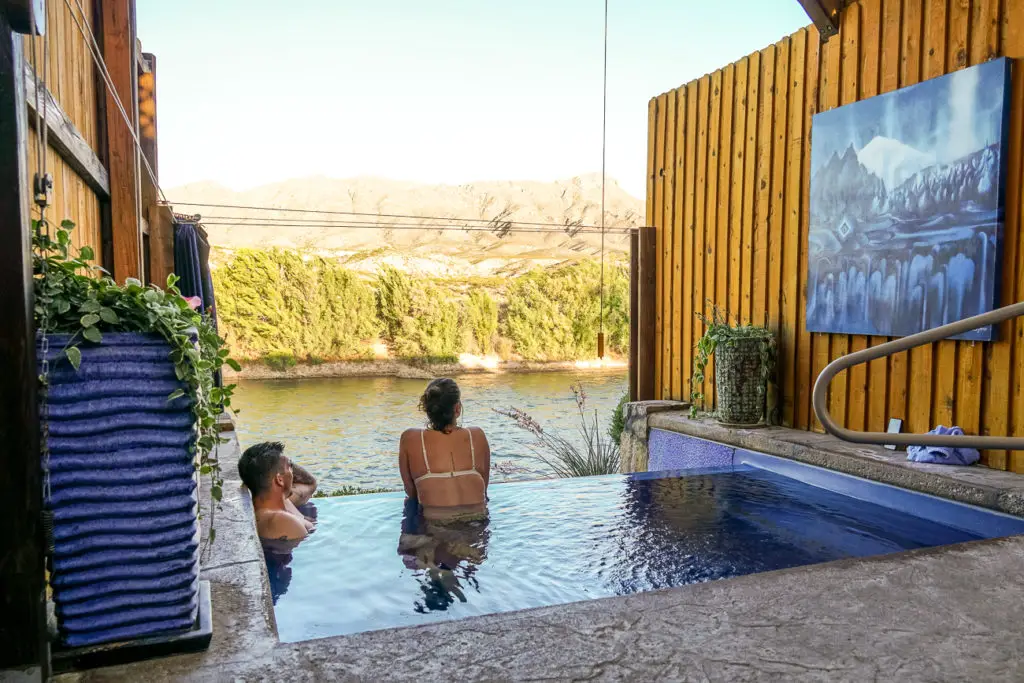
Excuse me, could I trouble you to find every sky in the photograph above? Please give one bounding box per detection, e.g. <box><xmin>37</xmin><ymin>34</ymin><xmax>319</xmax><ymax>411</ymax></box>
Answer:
<box><xmin>136</xmin><ymin>0</ymin><xmax>811</xmax><ymax>199</ymax></box>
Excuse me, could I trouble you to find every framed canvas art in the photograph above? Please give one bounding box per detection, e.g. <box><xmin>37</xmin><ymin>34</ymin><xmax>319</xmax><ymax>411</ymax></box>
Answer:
<box><xmin>806</xmin><ymin>58</ymin><xmax>1012</xmax><ymax>341</ymax></box>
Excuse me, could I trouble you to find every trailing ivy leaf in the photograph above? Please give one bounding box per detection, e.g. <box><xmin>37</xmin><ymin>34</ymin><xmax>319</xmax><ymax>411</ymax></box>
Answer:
<box><xmin>79</xmin><ymin>246</ymin><xmax>95</xmax><ymax>261</ymax></box>
<box><xmin>80</xmin><ymin>299</ymin><xmax>101</xmax><ymax>313</ymax></box>
<box><xmin>80</xmin><ymin>313</ymin><xmax>100</xmax><ymax>327</ymax></box>
<box><xmin>99</xmin><ymin>308</ymin><xmax>119</xmax><ymax>324</ymax></box>
<box><xmin>65</xmin><ymin>346</ymin><xmax>82</xmax><ymax>371</ymax></box>
<box><xmin>211</xmin><ymin>485</ymin><xmax>223</xmax><ymax>502</ymax></box>
<box><xmin>82</xmin><ymin>326</ymin><xmax>102</xmax><ymax>344</ymax></box>
<box><xmin>200</xmin><ymin>465</ymin><xmax>212</xmax><ymax>475</ymax></box>
<box><xmin>56</xmin><ymin>298</ymin><xmax>71</xmax><ymax>314</ymax></box>
<box><xmin>224</xmin><ymin>358</ymin><xmax>242</xmax><ymax>372</ymax></box>
<box><xmin>167</xmin><ymin>388</ymin><xmax>186</xmax><ymax>401</ymax></box>
<box><xmin>208</xmin><ymin>528</ymin><xmax>216</xmax><ymax>543</ymax></box>
<box><xmin>60</xmin><ymin>219</ymin><xmax>74</xmax><ymax>230</ymax></box>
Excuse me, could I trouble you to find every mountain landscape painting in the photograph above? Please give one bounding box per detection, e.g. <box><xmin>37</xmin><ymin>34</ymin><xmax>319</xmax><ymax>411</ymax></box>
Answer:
<box><xmin>806</xmin><ymin>58</ymin><xmax>1011</xmax><ymax>341</ymax></box>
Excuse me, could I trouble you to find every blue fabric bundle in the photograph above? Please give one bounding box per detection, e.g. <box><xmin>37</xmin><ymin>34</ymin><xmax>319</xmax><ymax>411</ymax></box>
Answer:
<box><xmin>40</xmin><ymin>333</ymin><xmax>202</xmax><ymax>648</ymax></box>
<box><xmin>906</xmin><ymin>425</ymin><xmax>981</xmax><ymax>466</ymax></box>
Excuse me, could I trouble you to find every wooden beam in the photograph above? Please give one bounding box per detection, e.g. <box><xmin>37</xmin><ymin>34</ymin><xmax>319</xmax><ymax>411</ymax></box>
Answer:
<box><xmin>629</xmin><ymin>229</ymin><xmax>639</xmax><ymax>402</ymax></box>
<box><xmin>637</xmin><ymin>226</ymin><xmax>657</xmax><ymax>401</ymax></box>
<box><xmin>100</xmin><ymin>0</ymin><xmax>141</xmax><ymax>282</ymax></box>
<box><xmin>24</xmin><ymin>64</ymin><xmax>110</xmax><ymax>198</ymax></box>
<box><xmin>0</xmin><ymin>19</ymin><xmax>48</xmax><ymax>678</ymax></box>
<box><xmin>147</xmin><ymin>201</ymin><xmax>174</xmax><ymax>286</ymax></box>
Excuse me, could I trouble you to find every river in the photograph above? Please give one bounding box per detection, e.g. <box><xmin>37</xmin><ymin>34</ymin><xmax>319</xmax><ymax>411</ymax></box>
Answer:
<box><xmin>231</xmin><ymin>371</ymin><xmax>628</xmax><ymax>491</ymax></box>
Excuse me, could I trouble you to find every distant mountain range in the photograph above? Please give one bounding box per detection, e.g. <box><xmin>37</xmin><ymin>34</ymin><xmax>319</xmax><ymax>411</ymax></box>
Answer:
<box><xmin>811</xmin><ymin>137</ymin><xmax>1001</xmax><ymax>235</ymax></box>
<box><xmin>169</xmin><ymin>175</ymin><xmax>644</xmax><ymax>278</ymax></box>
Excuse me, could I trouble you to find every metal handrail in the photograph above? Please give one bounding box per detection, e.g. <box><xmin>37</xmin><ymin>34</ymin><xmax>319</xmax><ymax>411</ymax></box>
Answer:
<box><xmin>812</xmin><ymin>301</ymin><xmax>1024</xmax><ymax>450</ymax></box>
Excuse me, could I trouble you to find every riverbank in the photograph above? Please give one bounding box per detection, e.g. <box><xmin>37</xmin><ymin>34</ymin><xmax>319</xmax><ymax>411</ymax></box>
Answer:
<box><xmin>224</xmin><ymin>356</ymin><xmax>627</xmax><ymax>381</ymax></box>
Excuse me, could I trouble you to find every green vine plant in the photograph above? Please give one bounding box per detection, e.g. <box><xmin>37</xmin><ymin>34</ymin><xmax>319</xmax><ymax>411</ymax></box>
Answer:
<box><xmin>33</xmin><ymin>220</ymin><xmax>240</xmax><ymax>544</ymax></box>
<box><xmin>689</xmin><ymin>303</ymin><xmax>777</xmax><ymax>419</ymax></box>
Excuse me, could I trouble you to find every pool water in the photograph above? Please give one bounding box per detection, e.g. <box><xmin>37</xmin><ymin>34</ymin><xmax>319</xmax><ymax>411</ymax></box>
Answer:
<box><xmin>268</xmin><ymin>459</ymin><xmax>1024</xmax><ymax>643</ymax></box>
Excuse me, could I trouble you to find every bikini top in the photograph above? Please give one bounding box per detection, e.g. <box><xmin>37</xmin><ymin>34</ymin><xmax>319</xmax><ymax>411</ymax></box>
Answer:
<box><xmin>413</xmin><ymin>427</ymin><xmax>485</xmax><ymax>486</ymax></box>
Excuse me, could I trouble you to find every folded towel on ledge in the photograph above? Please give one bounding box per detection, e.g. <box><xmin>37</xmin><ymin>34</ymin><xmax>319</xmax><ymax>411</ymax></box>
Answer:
<box><xmin>906</xmin><ymin>425</ymin><xmax>980</xmax><ymax>466</ymax></box>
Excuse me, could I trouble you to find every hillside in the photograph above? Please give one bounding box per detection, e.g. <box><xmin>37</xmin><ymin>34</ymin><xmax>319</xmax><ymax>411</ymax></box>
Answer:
<box><xmin>168</xmin><ymin>174</ymin><xmax>644</xmax><ymax>277</ymax></box>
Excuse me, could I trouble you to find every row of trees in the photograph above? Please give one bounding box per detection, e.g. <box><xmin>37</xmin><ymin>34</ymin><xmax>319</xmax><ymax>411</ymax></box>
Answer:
<box><xmin>212</xmin><ymin>249</ymin><xmax>630</xmax><ymax>365</ymax></box>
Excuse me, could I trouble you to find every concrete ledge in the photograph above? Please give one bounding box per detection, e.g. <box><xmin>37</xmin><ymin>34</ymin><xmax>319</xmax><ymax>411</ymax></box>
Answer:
<box><xmin>620</xmin><ymin>400</ymin><xmax>689</xmax><ymax>472</ymax></box>
<box><xmin>649</xmin><ymin>413</ymin><xmax>1024</xmax><ymax>516</ymax></box>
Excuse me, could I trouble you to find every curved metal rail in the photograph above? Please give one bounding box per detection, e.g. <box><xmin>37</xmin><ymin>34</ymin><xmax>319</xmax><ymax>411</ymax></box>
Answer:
<box><xmin>812</xmin><ymin>301</ymin><xmax>1024</xmax><ymax>450</ymax></box>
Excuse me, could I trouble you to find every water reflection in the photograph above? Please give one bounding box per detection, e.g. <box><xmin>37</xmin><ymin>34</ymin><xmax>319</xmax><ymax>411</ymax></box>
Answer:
<box><xmin>396</xmin><ymin>498</ymin><xmax>491</xmax><ymax>613</ymax></box>
<box><xmin>263</xmin><ymin>502</ymin><xmax>318</xmax><ymax>604</ymax></box>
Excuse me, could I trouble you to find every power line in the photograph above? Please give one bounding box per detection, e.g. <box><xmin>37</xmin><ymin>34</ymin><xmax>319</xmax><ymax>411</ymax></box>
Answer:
<box><xmin>199</xmin><ymin>219</ymin><xmax>634</xmax><ymax>235</ymax></box>
<box><xmin>599</xmin><ymin>0</ymin><xmax>609</xmax><ymax>341</ymax></box>
<box><xmin>168</xmin><ymin>200</ymin><xmax>638</xmax><ymax>232</ymax></box>
<box><xmin>198</xmin><ymin>213</ymin><xmax>636</xmax><ymax>233</ymax></box>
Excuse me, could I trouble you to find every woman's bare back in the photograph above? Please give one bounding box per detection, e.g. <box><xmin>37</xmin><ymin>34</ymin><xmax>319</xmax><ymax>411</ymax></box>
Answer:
<box><xmin>400</xmin><ymin>427</ymin><xmax>490</xmax><ymax>518</ymax></box>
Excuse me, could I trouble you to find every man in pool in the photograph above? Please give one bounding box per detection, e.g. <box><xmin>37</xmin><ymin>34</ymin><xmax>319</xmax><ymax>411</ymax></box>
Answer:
<box><xmin>238</xmin><ymin>441</ymin><xmax>318</xmax><ymax>541</ymax></box>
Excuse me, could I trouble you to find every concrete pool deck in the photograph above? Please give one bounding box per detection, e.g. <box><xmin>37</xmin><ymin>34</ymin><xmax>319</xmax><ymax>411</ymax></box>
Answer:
<box><xmin>56</xmin><ymin>425</ymin><xmax>1024</xmax><ymax>682</ymax></box>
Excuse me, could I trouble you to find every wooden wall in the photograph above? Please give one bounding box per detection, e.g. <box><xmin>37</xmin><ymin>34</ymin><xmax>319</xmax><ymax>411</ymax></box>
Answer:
<box><xmin>22</xmin><ymin>0</ymin><xmax>103</xmax><ymax>251</ymax></box>
<box><xmin>648</xmin><ymin>0</ymin><xmax>1024</xmax><ymax>471</ymax></box>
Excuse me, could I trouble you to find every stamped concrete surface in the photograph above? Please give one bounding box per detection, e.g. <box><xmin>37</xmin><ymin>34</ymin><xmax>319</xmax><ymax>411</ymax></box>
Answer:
<box><xmin>649</xmin><ymin>413</ymin><xmax>1024</xmax><ymax>517</ymax></box>
<box><xmin>57</xmin><ymin>536</ymin><xmax>1024</xmax><ymax>682</ymax></box>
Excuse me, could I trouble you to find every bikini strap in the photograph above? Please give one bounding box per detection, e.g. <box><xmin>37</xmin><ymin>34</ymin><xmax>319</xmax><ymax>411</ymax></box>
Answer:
<box><xmin>468</xmin><ymin>427</ymin><xmax>476</xmax><ymax>468</ymax></box>
<box><xmin>420</xmin><ymin>429</ymin><xmax>431</xmax><ymax>473</ymax></box>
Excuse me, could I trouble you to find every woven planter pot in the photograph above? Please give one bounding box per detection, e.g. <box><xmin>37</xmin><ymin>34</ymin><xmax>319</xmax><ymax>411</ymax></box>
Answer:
<box><xmin>714</xmin><ymin>337</ymin><xmax>766</xmax><ymax>427</ymax></box>
<box><xmin>39</xmin><ymin>332</ymin><xmax>201</xmax><ymax>648</ymax></box>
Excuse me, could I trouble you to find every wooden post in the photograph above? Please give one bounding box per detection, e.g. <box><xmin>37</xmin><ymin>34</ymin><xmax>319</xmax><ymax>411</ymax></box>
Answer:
<box><xmin>101</xmin><ymin>0</ymin><xmax>141</xmax><ymax>282</ymax></box>
<box><xmin>629</xmin><ymin>230</ymin><xmax>639</xmax><ymax>401</ymax></box>
<box><xmin>637</xmin><ymin>226</ymin><xmax>657</xmax><ymax>401</ymax></box>
<box><xmin>0</xmin><ymin>11</ymin><xmax>48</xmax><ymax>679</ymax></box>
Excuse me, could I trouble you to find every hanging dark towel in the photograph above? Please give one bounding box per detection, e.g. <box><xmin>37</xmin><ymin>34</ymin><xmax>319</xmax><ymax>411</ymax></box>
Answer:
<box><xmin>173</xmin><ymin>220</ymin><xmax>222</xmax><ymax>388</ymax></box>
<box><xmin>173</xmin><ymin>221</ymin><xmax>217</xmax><ymax>324</ymax></box>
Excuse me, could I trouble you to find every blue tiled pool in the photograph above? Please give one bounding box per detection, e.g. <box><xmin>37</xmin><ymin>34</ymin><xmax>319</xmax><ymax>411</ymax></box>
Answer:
<box><xmin>267</xmin><ymin>447</ymin><xmax>1024</xmax><ymax>643</ymax></box>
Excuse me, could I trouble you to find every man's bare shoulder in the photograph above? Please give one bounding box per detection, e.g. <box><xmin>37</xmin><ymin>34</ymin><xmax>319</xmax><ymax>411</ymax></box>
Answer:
<box><xmin>256</xmin><ymin>509</ymin><xmax>308</xmax><ymax>541</ymax></box>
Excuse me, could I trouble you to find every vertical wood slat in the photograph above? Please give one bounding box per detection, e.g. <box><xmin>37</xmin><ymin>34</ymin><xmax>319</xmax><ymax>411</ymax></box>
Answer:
<box><xmin>1007</xmin><ymin>0</ymin><xmax>1024</xmax><ymax>471</ymax></box>
<box><xmin>768</xmin><ymin>39</ymin><xmax>790</xmax><ymax>424</ymax></box>
<box><xmin>637</xmin><ymin>227</ymin><xmax>658</xmax><ymax>401</ymax></box>
<box><xmin>681</xmin><ymin>83</ymin><xmax>698</xmax><ymax>401</ymax></box>
<box><xmin>795</xmin><ymin>31</ymin><xmax>821</xmax><ymax>430</ymax></box>
<box><xmin>646</xmin><ymin>0</ymin><xmax>1024</xmax><ymax>470</ymax></box>
<box><xmin>651</xmin><ymin>95</ymin><xmax>664</xmax><ymax>399</ymax></box>
<box><xmin>692</xmin><ymin>76</ymin><xmax>710</xmax><ymax>408</ymax></box>
<box><xmin>717</xmin><ymin>64</ymin><xmax>735</xmax><ymax>333</ymax></box>
<box><xmin>783</xmin><ymin>31</ymin><xmax>807</xmax><ymax>428</ymax></box>
<box><xmin>705</xmin><ymin>70</ymin><xmax>723</xmax><ymax>407</ymax></box>
<box><xmin>661</xmin><ymin>90</ymin><xmax>677</xmax><ymax>399</ymax></box>
<box><xmin>859</xmin><ymin>0</ymin><xmax>889</xmax><ymax>434</ymax></box>
<box><xmin>670</xmin><ymin>87</ymin><xmax>687</xmax><ymax>400</ymax></box>
<box><xmin>729</xmin><ymin>60</ymin><xmax>748</xmax><ymax>328</ymax></box>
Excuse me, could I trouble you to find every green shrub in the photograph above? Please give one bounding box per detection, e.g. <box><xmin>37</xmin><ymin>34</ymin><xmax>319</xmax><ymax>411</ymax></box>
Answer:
<box><xmin>466</xmin><ymin>290</ymin><xmax>498</xmax><ymax>354</ymax></box>
<box><xmin>377</xmin><ymin>266</ymin><xmax>463</xmax><ymax>358</ymax></box>
<box><xmin>504</xmin><ymin>260</ymin><xmax>629</xmax><ymax>361</ymax></box>
<box><xmin>264</xmin><ymin>350</ymin><xmax>297</xmax><ymax>371</ymax></box>
<box><xmin>313</xmin><ymin>485</ymin><xmax>396</xmax><ymax>497</ymax></box>
<box><xmin>495</xmin><ymin>336</ymin><xmax>515</xmax><ymax>361</ymax></box>
<box><xmin>212</xmin><ymin>249</ymin><xmax>379</xmax><ymax>361</ymax></box>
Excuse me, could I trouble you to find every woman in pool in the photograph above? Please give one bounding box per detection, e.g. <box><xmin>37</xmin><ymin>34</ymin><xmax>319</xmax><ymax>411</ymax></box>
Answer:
<box><xmin>399</xmin><ymin>377</ymin><xmax>491</xmax><ymax>522</ymax></box>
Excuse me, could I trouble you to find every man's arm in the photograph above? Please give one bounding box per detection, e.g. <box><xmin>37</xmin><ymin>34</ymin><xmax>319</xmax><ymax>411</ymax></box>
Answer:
<box><xmin>288</xmin><ymin>462</ymin><xmax>318</xmax><ymax>507</ymax></box>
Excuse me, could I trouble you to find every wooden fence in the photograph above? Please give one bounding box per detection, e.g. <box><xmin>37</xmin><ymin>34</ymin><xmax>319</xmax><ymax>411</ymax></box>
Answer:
<box><xmin>647</xmin><ymin>0</ymin><xmax>1024</xmax><ymax>471</ymax></box>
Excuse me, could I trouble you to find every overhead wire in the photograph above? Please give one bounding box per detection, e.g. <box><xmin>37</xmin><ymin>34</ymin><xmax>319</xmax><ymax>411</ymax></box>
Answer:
<box><xmin>198</xmin><ymin>219</ymin><xmax>634</xmax><ymax>235</ymax></box>
<box><xmin>169</xmin><ymin>200</ymin><xmax>638</xmax><ymax>232</ymax></box>
<box><xmin>599</xmin><ymin>0</ymin><xmax>609</xmax><ymax>355</ymax></box>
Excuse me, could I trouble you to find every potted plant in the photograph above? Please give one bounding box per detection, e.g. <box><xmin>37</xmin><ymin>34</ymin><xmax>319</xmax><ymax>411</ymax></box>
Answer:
<box><xmin>34</xmin><ymin>220</ymin><xmax>239</xmax><ymax>649</ymax></box>
<box><xmin>689</xmin><ymin>305</ymin><xmax>775</xmax><ymax>426</ymax></box>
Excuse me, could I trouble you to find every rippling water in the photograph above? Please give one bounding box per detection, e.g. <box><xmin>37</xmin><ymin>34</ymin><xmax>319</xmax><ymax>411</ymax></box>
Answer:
<box><xmin>232</xmin><ymin>371</ymin><xmax>627</xmax><ymax>490</ymax></box>
<box><xmin>269</xmin><ymin>467</ymin><xmax>982</xmax><ymax>642</ymax></box>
